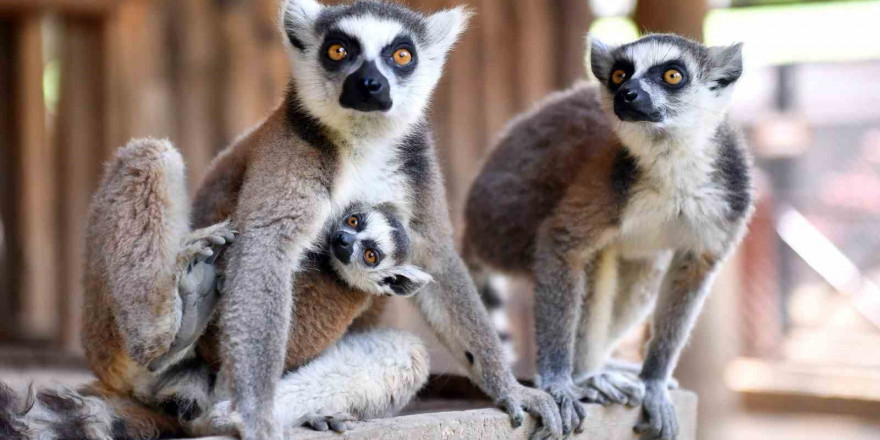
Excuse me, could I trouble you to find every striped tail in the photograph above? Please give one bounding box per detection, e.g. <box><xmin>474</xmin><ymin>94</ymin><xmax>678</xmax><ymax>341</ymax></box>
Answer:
<box><xmin>0</xmin><ymin>381</ymin><xmax>181</xmax><ymax>440</ymax></box>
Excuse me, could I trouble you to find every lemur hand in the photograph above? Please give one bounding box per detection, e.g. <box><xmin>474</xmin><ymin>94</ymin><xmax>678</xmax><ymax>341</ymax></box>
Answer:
<box><xmin>576</xmin><ymin>370</ymin><xmax>646</xmax><ymax>407</ymax></box>
<box><xmin>634</xmin><ymin>379</ymin><xmax>678</xmax><ymax>440</ymax></box>
<box><xmin>497</xmin><ymin>383</ymin><xmax>564</xmax><ymax>440</ymax></box>
<box><xmin>540</xmin><ymin>379</ymin><xmax>586</xmax><ymax>437</ymax></box>
<box><xmin>149</xmin><ymin>222</ymin><xmax>236</xmax><ymax>372</ymax></box>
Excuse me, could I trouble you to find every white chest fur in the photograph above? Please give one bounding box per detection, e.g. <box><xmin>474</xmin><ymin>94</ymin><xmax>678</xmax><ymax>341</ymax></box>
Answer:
<box><xmin>329</xmin><ymin>140</ymin><xmax>412</xmax><ymax>222</ymax></box>
<box><xmin>617</xmin><ymin>141</ymin><xmax>733</xmax><ymax>258</ymax></box>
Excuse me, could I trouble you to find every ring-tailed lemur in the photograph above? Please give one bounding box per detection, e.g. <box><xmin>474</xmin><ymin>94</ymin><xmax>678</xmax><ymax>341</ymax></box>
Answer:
<box><xmin>186</xmin><ymin>1</ymin><xmax>561</xmax><ymax>439</ymax></box>
<box><xmin>0</xmin><ymin>140</ymin><xmax>433</xmax><ymax>439</ymax></box>
<box><xmin>464</xmin><ymin>33</ymin><xmax>753</xmax><ymax>439</ymax></box>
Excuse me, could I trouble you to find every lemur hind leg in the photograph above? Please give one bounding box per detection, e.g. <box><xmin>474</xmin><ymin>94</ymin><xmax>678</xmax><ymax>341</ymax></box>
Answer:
<box><xmin>86</xmin><ymin>138</ymin><xmax>232</xmax><ymax>424</ymax></box>
<box><xmin>194</xmin><ymin>329</ymin><xmax>429</xmax><ymax>436</ymax></box>
<box><xmin>574</xmin><ymin>252</ymin><xmax>670</xmax><ymax>406</ymax></box>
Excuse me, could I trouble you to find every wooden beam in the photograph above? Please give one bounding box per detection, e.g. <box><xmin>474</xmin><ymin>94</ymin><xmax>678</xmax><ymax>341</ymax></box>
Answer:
<box><xmin>633</xmin><ymin>0</ymin><xmax>707</xmax><ymax>41</ymax></box>
<box><xmin>55</xmin><ymin>15</ymin><xmax>107</xmax><ymax>351</ymax></box>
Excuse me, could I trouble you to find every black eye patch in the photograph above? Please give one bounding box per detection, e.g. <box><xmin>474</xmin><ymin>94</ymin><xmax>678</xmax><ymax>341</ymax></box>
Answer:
<box><xmin>607</xmin><ymin>59</ymin><xmax>635</xmax><ymax>92</ymax></box>
<box><xmin>318</xmin><ymin>31</ymin><xmax>362</xmax><ymax>72</ymax></box>
<box><xmin>645</xmin><ymin>60</ymin><xmax>689</xmax><ymax>91</ymax></box>
<box><xmin>381</xmin><ymin>35</ymin><xmax>418</xmax><ymax>78</ymax></box>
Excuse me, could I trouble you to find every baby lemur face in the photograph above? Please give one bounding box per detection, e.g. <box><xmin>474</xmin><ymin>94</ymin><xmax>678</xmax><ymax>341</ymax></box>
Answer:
<box><xmin>281</xmin><ymin>0</ymin><xmax>469</xmax><ymax>134</ymax></box>
<box><xmin>590</xmin><ymin>34</ymin><xmax>743</xmax><ymax>129</ymax></box>
<box><xmin>328</xmin><ymin>205</ymin><xmax>432</xmax><ymax>297</ymax></box>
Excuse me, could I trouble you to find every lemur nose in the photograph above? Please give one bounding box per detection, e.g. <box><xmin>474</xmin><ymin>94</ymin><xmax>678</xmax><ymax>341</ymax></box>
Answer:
<box><xmin>333</xmin><ymin>231</ymin><xmax>354</xmax><ymax>248</ymax></box>
<box><xmin>623</xmin><ymin>90</ymin><xmax>638</xmax><ymax>102</ymax></box>
<box><xmin>360</xmin><ymin>77</ymin><xmax>383</xmax><ymax>94</ymax></box>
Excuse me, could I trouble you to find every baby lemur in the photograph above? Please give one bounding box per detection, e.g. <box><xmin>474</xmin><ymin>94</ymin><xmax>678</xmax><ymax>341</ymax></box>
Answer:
<box><xmin>1</xmin><ymin>138</ymin><xmax>433</xmax><ymax>439</ymax></box>
<box><xmin>465</xmin><ymin>34</ymin><xmax>753</xmax><ymax>439</ymax></box>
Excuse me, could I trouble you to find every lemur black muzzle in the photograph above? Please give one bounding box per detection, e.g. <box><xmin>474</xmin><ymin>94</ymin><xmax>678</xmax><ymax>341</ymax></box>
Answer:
<box><xmin>614</xmin><ymin>82</ymin><xmax>664</xmax><ymax>123</ymax></box>
<box><xmin>340</xmin><ymin>61</ymin><xmax>393</xmax><ymax>112</ymax></box>
<box><xmin>331</xmin><ymin>231</ymin><xmax>355</xmax><ymax>264</ymax></box>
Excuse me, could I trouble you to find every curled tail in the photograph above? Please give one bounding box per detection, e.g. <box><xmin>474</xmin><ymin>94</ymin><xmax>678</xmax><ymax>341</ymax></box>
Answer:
<box><xmin>0</xmin><ymin>381</ymin><xmax>181</xmax><ymax>440</ymax></box>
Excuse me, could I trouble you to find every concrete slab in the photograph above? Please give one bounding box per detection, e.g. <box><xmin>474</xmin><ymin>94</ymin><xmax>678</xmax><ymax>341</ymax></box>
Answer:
<box><xmin>186</xmin><ymin>390</ymin><xmax>697</xmax><ymax>440</ymax></box>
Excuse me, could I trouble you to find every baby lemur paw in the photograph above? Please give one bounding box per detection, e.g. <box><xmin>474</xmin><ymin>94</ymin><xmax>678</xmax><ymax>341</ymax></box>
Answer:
<box><xmin>634</xmin><ymin>380</ymin><xmax>678</xmax><ymax>440</ymax></box>
<box><xmin>576</xmin><ymin>371</ymin><xmax>645</xmax><ymax>407</ymax></box>
<box><xmin>302</xmin><ymin>413</ymin><xmax>356</xmax><ymax>433</ymax></box>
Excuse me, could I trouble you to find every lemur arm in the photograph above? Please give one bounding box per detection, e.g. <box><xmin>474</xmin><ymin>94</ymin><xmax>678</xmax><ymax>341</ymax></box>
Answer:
<box><xmin>635</xmin><ymin>251</ymin><xmax>719</xmax><ymax>440</ymax></box>
<box><xmin>217</xmin><ymin>142</ymin><xmax>330</xmax><ymax>440</ymax></box>
<box><xmin>409</xmin><ymin>157</ymin><xmax>563</xmax><ymax>438</ymax></box>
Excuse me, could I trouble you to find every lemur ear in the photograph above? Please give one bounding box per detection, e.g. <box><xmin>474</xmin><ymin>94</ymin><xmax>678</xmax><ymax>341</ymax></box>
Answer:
<box><xmin>588</xmin><ymin>35</ymin><xmax>615</xmax><ymax>84</ymax></box>
<box><xmin>707</xmin><ymin>43</ymin><xmax>743</xmax><ymax>89</ymax></box>
<box><xmin>281</xmin><ymin>0</ymin><xmax>323</xmax><ymax>51</ymax></box>
<box><xmin>378</xmin><ymin>265</ymin><xmax>433</xmax><ymax>297</ymax></box>
<box><xmin>424</xmin><ymin>7</ymin><xmax>473</xmax><ymax>57</ymax></box>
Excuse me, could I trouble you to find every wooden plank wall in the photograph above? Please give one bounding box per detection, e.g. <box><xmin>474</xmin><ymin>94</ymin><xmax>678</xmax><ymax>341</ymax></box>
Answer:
<box><xmin>0</xmin><ymin>0</ymin><xmax>595</xmax><ymax>352</ymax></box>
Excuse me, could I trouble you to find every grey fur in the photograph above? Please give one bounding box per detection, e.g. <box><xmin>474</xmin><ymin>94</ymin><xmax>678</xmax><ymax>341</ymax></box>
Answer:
<box><xmin>465</xmin><ymin>34</ymin><xmax>753</xmax><ymax>439</ymax></box>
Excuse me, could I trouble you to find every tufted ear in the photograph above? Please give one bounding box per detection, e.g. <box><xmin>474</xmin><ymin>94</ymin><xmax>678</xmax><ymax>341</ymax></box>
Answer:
<box><xmin>424</xmin><ymin>6</ymin><xmax>473</xmax><ymax>58</ymax></box>
<box><xmin>588</xmin><ymin>35</ymin><xmax>616</xmax><ymax>84</ymax></box>
<box><xmin>281</xmin><ymin>0</ymin><xmax>324</xmax><ymax>51</ymax></box>
<box><xmin>707</xmin><ymin>43</ymin><xmax>743</xmax><ymax>90</ymax></box>
<box><xmin>377</xmin><ymin>265</ymin><xmax>433</xmax><ymax>297</ymax></box>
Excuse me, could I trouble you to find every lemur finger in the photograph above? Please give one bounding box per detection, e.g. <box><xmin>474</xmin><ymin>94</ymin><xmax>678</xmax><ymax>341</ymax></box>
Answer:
<box><xmin>662</xmin><ymin>404</ymin><xmax>678</xmax><ymax>440</ymax></box>
<box><xmin>573</xmin><ymin>398</ymin><xmax>587</xmax><ymax>433</ymax></box>
<box><xmin>558</xmin><ymin>395</ymin><xmax>572</xmax><ymax>435</ymax></box>
<box><xmin>500</xmin><ymin>399</ymin><xmax>524</xmax><ymax>429</ymax></box>
<box><xmin>592</xmin><ymin>377</ymin><xmax>628</xmax><ymax>405</ymax></box>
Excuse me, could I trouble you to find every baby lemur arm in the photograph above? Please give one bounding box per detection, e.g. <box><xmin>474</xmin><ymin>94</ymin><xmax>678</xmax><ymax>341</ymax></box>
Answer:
<box><xmin>635</xmin><ymin>251</ymin><xmax>719</xmax><ymax>439</ymax></box>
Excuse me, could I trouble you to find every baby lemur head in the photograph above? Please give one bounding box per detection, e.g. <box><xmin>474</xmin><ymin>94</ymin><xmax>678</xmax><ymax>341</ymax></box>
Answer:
<box><xmin>589</xmin><ymin>33</ymin><xmax>743</xmax><ymax>142</ymax></box>
<box><xmin>327</xmin><ymin>204</ymin><xmax>432</xmax><ymax>297</ymax></box>
<box><xmin>281</xmin><ymin>0</ymin><xmax>471</xmax><ymax>136</ymax></box>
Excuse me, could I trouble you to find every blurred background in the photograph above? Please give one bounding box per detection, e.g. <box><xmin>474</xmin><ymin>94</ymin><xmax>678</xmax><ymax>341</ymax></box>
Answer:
<box><xmin>1</xmin><ymin>0</ymin><xmax>879</xmax><ymax>439</ymax></box>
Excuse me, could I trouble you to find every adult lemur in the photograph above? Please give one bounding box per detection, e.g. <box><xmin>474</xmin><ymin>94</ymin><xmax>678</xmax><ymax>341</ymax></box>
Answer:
<box><xmin>190</xmin><ymin>0</ymin><xmax>558</xmax><ymax>439</ymax></box>
<box><xmin>465</xmin><ymin>34</ymin><xmax>753</xmax><ymax>439</ymax></box>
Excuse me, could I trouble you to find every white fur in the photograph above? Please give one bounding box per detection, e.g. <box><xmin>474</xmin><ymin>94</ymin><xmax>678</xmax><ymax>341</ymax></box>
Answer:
<box><xmin>201</xmin><ymin>330</ymin><xmax>429</xmax><ymax>433</ymax></box>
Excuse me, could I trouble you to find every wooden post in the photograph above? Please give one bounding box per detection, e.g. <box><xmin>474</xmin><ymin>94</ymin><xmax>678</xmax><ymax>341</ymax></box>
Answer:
<box><xmin>633</xmin><ymin>0</ymin><xmax>707</xmax><ymax>41</ymax></box>
<box><xmin>0</xmin><ymin>17</ymin><xmax>22</xmax><ymax>342</ymax></box>
<box><xmin>16</xmin><ymin>13</ymin><xmax>59</xmax><ymax>342</ymax></box>
<box><xmin>55</xmin><ymin>15</ymin><xmax>107</xmax><ymax>350</ymax></box>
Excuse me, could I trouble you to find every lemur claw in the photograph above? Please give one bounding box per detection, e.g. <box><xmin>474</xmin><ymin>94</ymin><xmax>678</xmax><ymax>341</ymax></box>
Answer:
<box><xmin>497</xmin><ymin>384</ymin><xmax>564</xmax><ymax>440</ymax></box>
<box><xmin>303</xmin><ymin>414</ymin><xmax>355</xmax><ymax>433</ymax></box>
<box><xmin>634</xmin><ymin>380</ymin><xmax>678</xmax><ymax>440</ymax></box>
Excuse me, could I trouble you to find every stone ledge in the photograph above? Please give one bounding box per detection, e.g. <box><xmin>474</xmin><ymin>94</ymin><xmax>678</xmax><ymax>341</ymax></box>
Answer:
<box><xmin>189</xmin><ymin>390</ymin><xmax>696</xmax><ymax>440</ymax></box>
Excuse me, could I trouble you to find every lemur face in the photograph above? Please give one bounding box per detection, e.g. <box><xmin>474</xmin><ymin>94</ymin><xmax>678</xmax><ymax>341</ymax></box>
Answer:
<box><xmin>328</xmin><ymin>205</ymin><xmax>432</xmax><ymax>297</ymax></box>
<box><xmin>590</xmin><ymin>34</ymin><xmax>743</xmax><ymax>129</ymax></box>
<box><xmin>281</xmin><ymin>0</ymin><xmax>470</xmax><ymax>134</ymax></box>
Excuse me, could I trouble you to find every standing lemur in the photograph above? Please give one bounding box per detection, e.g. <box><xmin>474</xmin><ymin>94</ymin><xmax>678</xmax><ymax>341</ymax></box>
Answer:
<box><xmin>464</xmin><ymin>34</ymin><xmax>753</xmax><ymax>439</ymax></box>
<box><xmin>187</xmin><ymin>1</ymin><xmax>560</xmax><ymax>439</ymax></box>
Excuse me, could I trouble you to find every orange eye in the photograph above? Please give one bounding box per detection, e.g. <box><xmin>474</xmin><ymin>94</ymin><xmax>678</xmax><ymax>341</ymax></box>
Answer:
<box><xmin>346</xmin><ymin>216</ymin><xmax>358</xmax><ymax>228</ymax></box>
<box><xmin>611</xmin><ymin>69</ymin><xmax>627</xmax><ymax>85</ymax></box>
<box><xmin>663</xmin><ymin>69</ymin><xmax>683</xmax><ymax>85</ymax></box>
<box><xmin>364</xmin><ymin>249</ymin><xmax>378</xmax><ymax>265</ymax></box>
<box><xmin>328</xmin><ymin>44</ymin><xmax>347</xmax><ymax>61</ymax></box>
<box><xmin>393</xmin><ymin>48</ymin><xmax>413</xmax><ymax>66</ymax></box>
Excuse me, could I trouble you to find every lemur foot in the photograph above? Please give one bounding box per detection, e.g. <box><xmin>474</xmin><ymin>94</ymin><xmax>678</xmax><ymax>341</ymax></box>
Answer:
<box><xmin>604</xmin><ymin>359</ymin><xmax>679</xmax><ymax>390</ymax></box>
<box><xmin>149</xmin><ymin>222</ymin><xmax>235</xmax><ymax>372</ymax></box>
<box><xmin>302</xmin><ymin>413</ymin><xmax>355</xmax><ymax>433</ymax></box>
<box><xmin>575</xmin><ymin>371</ymin><xmax>645</xmax><ymax>407</ymax></box>
<box><xmin>634</xmin><ymin>380</ymin><xmax>678</xmax><ymax>440</ymax></box>
<box><xmin>497</xmin><ymin>383</ymin><xmax>566</xmax><ymax>440</ymax></box>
